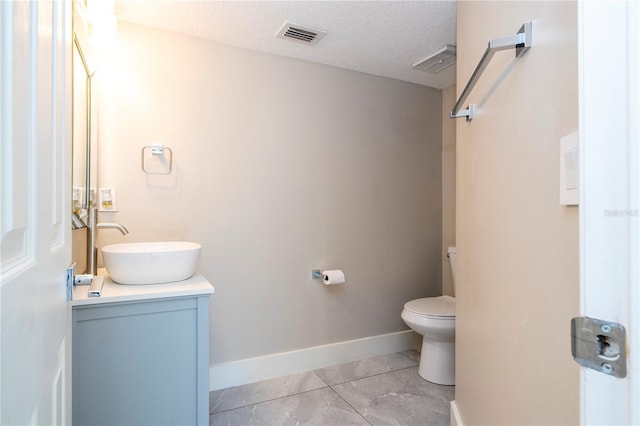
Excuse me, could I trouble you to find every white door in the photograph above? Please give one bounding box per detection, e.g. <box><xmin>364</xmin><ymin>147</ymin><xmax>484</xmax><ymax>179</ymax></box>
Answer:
<box><xmin>1</xmin><ymin>1</ymin><xmax>72</xmax><ymax>425</ymax></box>
<box><xmin>579</xmin><ymin>0</ymin><xmax>639</xmax><ymax>424</ymax></box>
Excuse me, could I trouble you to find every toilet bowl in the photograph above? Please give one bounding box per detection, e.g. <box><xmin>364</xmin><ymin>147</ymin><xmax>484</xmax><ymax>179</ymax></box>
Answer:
<box><xmin>401</xmin><ymin>246</ymin><xmax>456</xmax><ymax>385</ymax></box>
<box><xmin>401</xmin><ymin>296</ymin><xmax>455</xmax><ymax>385</ymax></box>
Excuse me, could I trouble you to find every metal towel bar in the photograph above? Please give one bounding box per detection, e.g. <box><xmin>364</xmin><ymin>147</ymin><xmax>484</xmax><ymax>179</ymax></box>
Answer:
<box><xmin>451</xmin><ymin>21</ymin><xmax>532</xmax><ymax>122</ymax></box>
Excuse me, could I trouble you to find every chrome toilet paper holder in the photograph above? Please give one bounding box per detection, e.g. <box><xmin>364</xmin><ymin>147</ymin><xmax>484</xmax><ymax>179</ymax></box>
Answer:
<box><xmin>312</xmin><ymin>269</ymin><xmax>346</xmax><ymax>285</ymax></box>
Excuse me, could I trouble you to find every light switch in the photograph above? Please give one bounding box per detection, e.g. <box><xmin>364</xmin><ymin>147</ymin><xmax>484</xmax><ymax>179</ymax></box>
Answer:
<box><xmin>560</xmin><ymin>131</ymin><xmax>579</xmax><ymax>205</ymax></box>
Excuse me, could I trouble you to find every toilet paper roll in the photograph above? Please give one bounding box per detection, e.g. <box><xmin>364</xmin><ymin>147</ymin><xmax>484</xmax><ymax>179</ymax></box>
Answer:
<box><xmin>322</xmin><ymin>270</ymin><xmax>345</xmax><ymax>285</ymax></box>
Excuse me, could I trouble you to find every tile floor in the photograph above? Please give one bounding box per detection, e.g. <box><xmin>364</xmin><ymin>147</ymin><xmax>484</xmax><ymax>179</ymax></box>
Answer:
<box><xmin>209</xmin><ymin>350</ymin><xmax>454</xmax><ymax>426</ymax></box>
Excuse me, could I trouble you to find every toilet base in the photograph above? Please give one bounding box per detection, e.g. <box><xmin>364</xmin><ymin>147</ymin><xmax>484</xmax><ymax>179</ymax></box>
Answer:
<box><xmin>418</xmin><ymin>337</ymin><xmax>455</xmax><ymax>385</ymax></box>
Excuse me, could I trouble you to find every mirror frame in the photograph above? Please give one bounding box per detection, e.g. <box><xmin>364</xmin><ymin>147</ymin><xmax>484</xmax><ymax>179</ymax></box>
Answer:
<box><xmin>73</xmin><ymin>33</ymin><xmax>95</xmax><ymax>210</ymax></box>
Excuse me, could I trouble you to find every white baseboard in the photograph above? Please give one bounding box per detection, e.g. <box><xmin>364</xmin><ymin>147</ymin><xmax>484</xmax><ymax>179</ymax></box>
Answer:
<box><xmin>209</xmin><ymin>330</ymin><xmax>420</xmax><ymax>391</ymax></box>
<box><xmin>450</xmin><ymin>400</ymin><xmax>464</xmax><ymax>426</ymax></box>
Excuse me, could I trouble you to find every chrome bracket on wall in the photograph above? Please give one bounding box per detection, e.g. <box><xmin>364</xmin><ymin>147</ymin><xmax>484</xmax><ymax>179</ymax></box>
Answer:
<box><xmin>450</xmin><ymin>21</ymin><xmax>533</xmax><ymax>122</ymax></box>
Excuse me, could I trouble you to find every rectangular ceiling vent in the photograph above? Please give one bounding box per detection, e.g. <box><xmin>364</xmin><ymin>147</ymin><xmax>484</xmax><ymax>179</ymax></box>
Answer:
<box><xmin>413</xmin><ymin>45</ymin><xmax>457</xmax><ymax>73</ymax></box>
<box><xmin>276</xmin><ymin>22</ymin><xmax>327</xmax><ymax>46</ymax></box>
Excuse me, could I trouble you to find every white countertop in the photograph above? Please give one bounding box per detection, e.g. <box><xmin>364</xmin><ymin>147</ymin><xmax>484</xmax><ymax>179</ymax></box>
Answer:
<box><xmin>72</xmin><ymin>269</ymin><xmax>214</xmax><ymax>307</ymax></box>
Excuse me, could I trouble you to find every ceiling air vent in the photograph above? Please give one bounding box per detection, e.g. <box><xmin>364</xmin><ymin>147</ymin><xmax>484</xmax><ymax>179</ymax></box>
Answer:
<box><xmin>276</xmin><ymin>22</ymin><xmax>327</xmax><ymax>46</ymax></box>
<box><xmin>413</xmin><ymin>45</ymin><xmax>457</xmax><ymax>73</ymax></box>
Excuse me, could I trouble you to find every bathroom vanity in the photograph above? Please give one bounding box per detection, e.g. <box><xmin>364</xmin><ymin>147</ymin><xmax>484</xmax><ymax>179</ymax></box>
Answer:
<box><xmin>72</xmin><ymin>272</ymin><xmax>214</xmax><ymax>426</ymax></box>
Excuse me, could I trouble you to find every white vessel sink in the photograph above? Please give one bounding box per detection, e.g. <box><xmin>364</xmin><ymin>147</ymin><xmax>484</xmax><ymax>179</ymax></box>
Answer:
<box><xmin>102</xmin><ymin>241</ymin><xmax>201</xmax><ymax>285</ymax></box>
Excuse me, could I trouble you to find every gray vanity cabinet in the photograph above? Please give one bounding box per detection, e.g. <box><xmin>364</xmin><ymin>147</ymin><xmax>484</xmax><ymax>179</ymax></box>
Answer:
<box><xmin>72</xmin><ymin>295</ymin><xmax>210</xmax><ymax>426</ymax></box>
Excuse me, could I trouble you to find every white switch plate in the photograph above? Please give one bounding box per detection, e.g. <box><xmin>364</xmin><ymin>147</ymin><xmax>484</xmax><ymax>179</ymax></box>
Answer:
<box><xmin>560</xmin><ymin>131</ymin><xmax>579</xmax><ymax>205</ymax></box>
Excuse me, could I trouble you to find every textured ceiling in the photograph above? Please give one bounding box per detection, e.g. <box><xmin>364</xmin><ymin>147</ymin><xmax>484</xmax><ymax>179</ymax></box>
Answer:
<box><xmin>115</xmin><ymin>1</ymin><xmax>457</xmax><ymax>89</ymax></box>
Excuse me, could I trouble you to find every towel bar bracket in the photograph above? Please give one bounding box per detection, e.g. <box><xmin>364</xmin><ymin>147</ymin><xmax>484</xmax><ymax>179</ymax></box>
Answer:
<box><xmin>515</xmin><ymin>21</ymin><xmax>533</xmax><ymax>58</ymax></box>
<box><xmin>451</xmin><ymin>21</ymin><xmax>532</xmax><ymax>122</ymax></box>
<box><xmin>451</xmin><ymin>104</ymin><xmax>475</xmax><ymax>120</ymax></box>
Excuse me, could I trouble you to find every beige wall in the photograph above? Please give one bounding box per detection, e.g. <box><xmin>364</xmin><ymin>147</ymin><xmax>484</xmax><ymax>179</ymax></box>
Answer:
<box><xmin>97</xmin><ymin>23</ymin><xmax>443</xmax><ymax>364</ymax></box>
<box><xmin>442</xmin><ymin>85</ymin><xmax>456</xmax><ymax>297</ymax></box>
<box><xmin>455</xmin><ymin>2</ymin><xmax>579</xmax><ymax>424</ymax></box>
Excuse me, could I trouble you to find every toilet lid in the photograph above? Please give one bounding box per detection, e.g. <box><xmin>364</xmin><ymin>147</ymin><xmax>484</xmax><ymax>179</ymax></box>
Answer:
<box><xmin>404</xmin><ymin>295</ymin><xmax>455</xmax><ymax>317</ymax></box>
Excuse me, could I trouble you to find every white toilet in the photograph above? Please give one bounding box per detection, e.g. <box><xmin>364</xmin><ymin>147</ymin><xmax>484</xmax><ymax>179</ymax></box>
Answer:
<box><xmin>401</xmin><ymin>246</ymin><xmax>456</xmax><ymax>385</ymax></box>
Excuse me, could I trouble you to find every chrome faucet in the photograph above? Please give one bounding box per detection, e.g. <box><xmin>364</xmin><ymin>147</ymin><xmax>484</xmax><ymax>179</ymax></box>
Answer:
<box><xmin>97</xmin><ymin>222</ymin><xmax>129</xmax><ymax>235</ymax></box>
<box><xmin>86</xmin><ymin>208</ymin><xmax>128</xmax><ymax>275</ymax></box>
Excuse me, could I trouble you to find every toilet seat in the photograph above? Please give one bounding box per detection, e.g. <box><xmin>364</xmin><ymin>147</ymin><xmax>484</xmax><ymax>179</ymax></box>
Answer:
<box><xmin>404</xmin><ymin>295</ymin><xmax>455</xmax><ymax>318</ymax></box>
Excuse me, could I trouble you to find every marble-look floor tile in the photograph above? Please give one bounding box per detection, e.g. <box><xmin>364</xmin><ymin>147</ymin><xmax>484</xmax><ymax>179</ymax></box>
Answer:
<box><xmin>209</xmin><ymin>371</ymin><xmax>327</xmax><ymax>414</ymax></box>
<box><xmin>210</xmin><ymin>387</ymin><xmax>369</xmax><ymax>426</ymax></box>
<box><xmin>313</xmin><ymin>352</ymin><xmax>417</xmax><ymax>386</ymax></box>
<box><xmin>332</xmin><ymin>367</ymin><xmax>454</xmax><ymax>426</ymax></box>
<box><xmin>400</xmin><ymin>349</ymin><xmax>421</xmax><ymax>364</ymax></box>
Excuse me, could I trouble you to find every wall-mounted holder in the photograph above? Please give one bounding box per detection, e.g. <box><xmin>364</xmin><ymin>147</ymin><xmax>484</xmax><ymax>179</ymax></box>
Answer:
<box><xmin>141</xmin><ymin>144</ymin><xmax>173</xmax><ymax>174</ymax></box>
<box><xmin>99</xmin><ymin>187</ymin><xmax>118</xmax><ymax>211</ymax></box>
<box><xmin>312</xmin><ymin>269</ymin><xmax>346</xmax><ymax>285</ymax></box>
<box><xmin>89</xmin><ymin>188</ymin><xmax>96</xmax><ymax>208</ymax></box>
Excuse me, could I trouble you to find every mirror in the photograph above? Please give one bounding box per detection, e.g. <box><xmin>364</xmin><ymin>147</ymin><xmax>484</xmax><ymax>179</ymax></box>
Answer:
<box><xmin>72</xmin><ymin>1</ymin><xmax>98</xmax><ymax>273</ymax></box>
<box><xmin>72</xmin><ymin>34</ymin><xmax>94</xmax><ymax>211</ymax></box>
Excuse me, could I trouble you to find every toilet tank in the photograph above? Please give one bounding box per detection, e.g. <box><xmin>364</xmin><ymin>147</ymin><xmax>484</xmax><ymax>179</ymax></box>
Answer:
<box><xmin>447</xmin><ymin>246</ymin><xmax>457</xmax><ymax>292</ymax></box>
